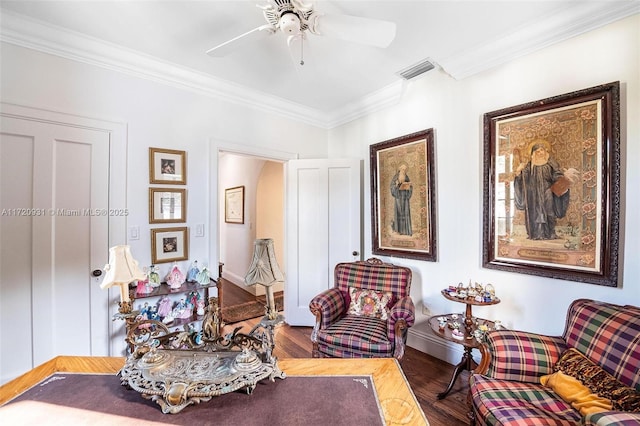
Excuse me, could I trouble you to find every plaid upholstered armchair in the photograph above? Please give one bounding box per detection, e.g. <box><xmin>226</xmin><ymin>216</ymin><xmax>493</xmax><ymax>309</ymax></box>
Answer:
<box><xmin>309</xmin><ymin>258</ymin><xmax>414</xmax><ymax>360</ymax></box>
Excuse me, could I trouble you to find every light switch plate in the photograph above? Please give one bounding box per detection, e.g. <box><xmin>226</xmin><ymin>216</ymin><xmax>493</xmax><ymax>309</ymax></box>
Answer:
<box><xmin>129</xmin><ymin>226</ymin><xmax>140</xmax><ymax>240</ymax></box>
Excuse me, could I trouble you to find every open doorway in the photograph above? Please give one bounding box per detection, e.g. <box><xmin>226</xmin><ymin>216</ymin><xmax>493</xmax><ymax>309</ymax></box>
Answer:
<box><xmin>218</xmin><ymin>151</ymin><xmax>285</xmax><ymax>323</ymax></box>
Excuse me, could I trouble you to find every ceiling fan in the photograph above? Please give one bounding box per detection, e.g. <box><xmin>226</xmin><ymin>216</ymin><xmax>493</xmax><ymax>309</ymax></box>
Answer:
<box><xmin>206</xmin><ymin>0</ymin><xmax>396</xmax><ymax>64</ymax></box>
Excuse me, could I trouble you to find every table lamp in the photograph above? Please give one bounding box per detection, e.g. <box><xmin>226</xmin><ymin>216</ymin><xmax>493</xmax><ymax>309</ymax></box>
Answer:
<box><xmin>244</xmin><ymin>238</ymin><xmax>284</xmax><ymax>321</ymax></box>
<box><xmin>101</xmin><ymin>245</ymin><xmax>146</xmax><ymax>314</ymax></box>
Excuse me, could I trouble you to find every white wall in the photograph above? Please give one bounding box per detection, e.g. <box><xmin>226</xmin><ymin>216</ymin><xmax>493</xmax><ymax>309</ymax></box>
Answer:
<box><xmin>1</xmin><ymin>14</ymin><xmax>637</xmax><ymax>364</ymax></box>
<box><xmin>328</xmin><ymin>15</ymin><xmax>640</xmax><ymax>361</ymax></box>
<box><xmin>218</xmin><ymin>155</ymin><xmax>285</xmax><ymax>297</ymax></box>
<box><xmin>1</xmin><ymin>43</ymin><xmax>327</xmax><ymax>272</ymax></box>
<box><xmin>218</xmin><ymin>154</ymin><xmax>265</xmax><ymax>286</ymax></box>
<box><xmin>0</xmin><ymin>42</ymin><xmax>327</xmax><ymax>354</ymax></box>
<box><xmin>255</xmin><ymin>161</ymin><xmax>285</xmax><ymax>296</ymax></box>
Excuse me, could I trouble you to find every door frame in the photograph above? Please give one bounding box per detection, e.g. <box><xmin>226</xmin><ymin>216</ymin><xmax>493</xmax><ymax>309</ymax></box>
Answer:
<box><xmin>210</xmin><ymin>140</ymin><xmax>298</xmax><ymax>297</ymax></box>
<box><xmin>1</xmin><ymin>102</ymin><xmax>128</xmax><ymax>356</ymax></box>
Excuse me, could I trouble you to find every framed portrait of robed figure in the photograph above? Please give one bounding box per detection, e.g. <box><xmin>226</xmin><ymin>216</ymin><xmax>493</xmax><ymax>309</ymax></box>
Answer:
<box><xmin>482</xmin><ymin>82</ymin><xmax>621</xmax><ymax>287</ymax></box>
<box><xmin>370</xmin><ymin>129</ymin><xmax>437</xmax><ymax>262</ymax></box>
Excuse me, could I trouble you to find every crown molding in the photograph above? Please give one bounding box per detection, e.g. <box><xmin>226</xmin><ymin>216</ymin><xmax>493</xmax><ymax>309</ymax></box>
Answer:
<box><xmin>326</xmin><ymin>80</ymin><xmax>406</xmax><ymax>128</ymax></box>
<box><xmin>437</xmin><ymin>2</ymin><xmax>640</xmax><ymax>80</ymax></box>
<box><xmin>0</xmin><ymin>10</ymin><xmax>334</xmax><ymax>128</ymax></box>
<box><xmin>2</xmin><ymin>5</ymin><xmax>637</xmax><ymax>129</ymax></box>
<box><xmin>1</xmin><ymin>9</ymin><xmax>404</xmax><ymax>129</ymax></box>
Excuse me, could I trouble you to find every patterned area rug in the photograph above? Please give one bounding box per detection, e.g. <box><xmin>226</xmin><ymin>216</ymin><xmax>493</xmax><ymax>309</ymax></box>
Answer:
<box><xmin>221</xmin><ymin>292</ymin><xmax>284</xmax><ymax>324</ymax></box>
<box><xmin>3</xmin><ymin>372</ymin><xmax>384</xmax><ymax>425</ymax></box>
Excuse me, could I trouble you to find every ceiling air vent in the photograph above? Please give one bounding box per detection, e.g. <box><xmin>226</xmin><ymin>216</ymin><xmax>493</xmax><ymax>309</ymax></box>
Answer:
<box><xmin>397</xmin><ymin>59</ymin><xmax>435</xmax><ymax>80</ymax></box>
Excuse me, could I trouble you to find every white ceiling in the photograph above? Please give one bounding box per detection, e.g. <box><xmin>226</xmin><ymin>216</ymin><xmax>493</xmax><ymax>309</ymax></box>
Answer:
<box><xmin>1</xmin><ymin>1</ymin><xmax>638</xmax><ymax>127</ymax></box>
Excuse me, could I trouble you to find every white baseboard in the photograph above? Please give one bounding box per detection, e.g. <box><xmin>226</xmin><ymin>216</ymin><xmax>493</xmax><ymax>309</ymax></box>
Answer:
<box><xmin>223</xmin><ymin>272</ymin><xmax>258</xmax><ymax>296</ymax></box>
<box><xmin>407</xmin><ymin>328</ymin><xmax>481</xmax><ymax>365</ymax></box>
<box><xmin>222</xmin><ymin>272</ymin><xmax>284</xmax><ymax>297</ymax></box>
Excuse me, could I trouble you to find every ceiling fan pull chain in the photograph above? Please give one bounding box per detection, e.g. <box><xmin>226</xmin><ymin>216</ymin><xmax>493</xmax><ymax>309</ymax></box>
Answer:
<box><xmin>300</xmin><ymin>36</ymin><xmax>304</xmax><ymax>66</ymax></box>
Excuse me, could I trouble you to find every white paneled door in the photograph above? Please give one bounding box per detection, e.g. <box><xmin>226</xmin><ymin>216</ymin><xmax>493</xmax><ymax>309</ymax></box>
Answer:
<box><xmin>285</xmin><ymin>158</ymin><xmax>361</xmax><ymax>326</ymax></box>
<box><xmin>0</xmin><ymin>111</ymin><xmax>111</xmax><ymax>383</ymax></box>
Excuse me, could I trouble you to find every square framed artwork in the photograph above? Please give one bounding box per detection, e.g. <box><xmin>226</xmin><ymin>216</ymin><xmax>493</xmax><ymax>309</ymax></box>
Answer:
<box><xmin>151</xmin><ymin>227</ymin><xmax>189</xmax><ymax>264</ymax></box>
<box><xmin>370</xmin><ymin>129</ymin><xmax>437</xmax><ymax>261</ymax></box>
<box><xmin>149</xmin><ymin>147</ymin><xmax>186</xmax><ymax>185</ymax></box>
<box><xmin>482</xmin><ymin>81</ymin><xmax>620</xmax><ymax>286</ymax></box>
<box><xmin>149</xmin><ymin>188</ymin><xmax>186</xmax><ymax>224</ymax></box>
<box><xmin>224</xmin><ymin>186</ymin><xmax>245</xmax><ymax>224</ymax></box>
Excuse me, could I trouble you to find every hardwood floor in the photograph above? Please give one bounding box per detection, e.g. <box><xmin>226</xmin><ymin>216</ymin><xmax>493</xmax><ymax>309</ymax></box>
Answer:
<box><xmin>218</xmin><ymin>277</ymin><xmax>256</xmax><ymax>306</ymax></box>
<box><xmin>232</xmin><ymin>316</ymin><xmax>472</xmax><ymax>426</ymax></box>
<box><xmin>218</xmin><ymin>277</ymin><xmax>283</xmax><ymax>307</ymax></box>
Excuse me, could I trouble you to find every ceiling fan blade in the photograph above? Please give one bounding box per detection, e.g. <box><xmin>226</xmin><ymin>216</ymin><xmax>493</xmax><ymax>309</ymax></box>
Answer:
<box><xmin>310</xmin><ymin>13</ymin><xmax>396</xmax><ymax>48</ymax></box>
<box><xmin>206</xmin><ymin>24</ymin><xmax>275</xmax><ymax>57</ymax></box>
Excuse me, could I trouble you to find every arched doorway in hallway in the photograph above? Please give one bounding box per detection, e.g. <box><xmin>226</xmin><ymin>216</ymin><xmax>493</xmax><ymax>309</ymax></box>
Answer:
<box><xmin>217</xmin><ymin>151</ymin><xmax>285</xmax><ymax>323</ymax></box>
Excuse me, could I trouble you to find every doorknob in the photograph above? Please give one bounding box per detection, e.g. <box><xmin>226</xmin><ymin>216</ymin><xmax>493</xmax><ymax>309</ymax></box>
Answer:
<box><xmin>352</xmin><ymin>251</ymin><xmax>359</xmax><ymax>256</ymax></box>
<box><xmin>92</xmin><ymin>269</ymin><xmax>103</xmax><ymax>277</ymax></box>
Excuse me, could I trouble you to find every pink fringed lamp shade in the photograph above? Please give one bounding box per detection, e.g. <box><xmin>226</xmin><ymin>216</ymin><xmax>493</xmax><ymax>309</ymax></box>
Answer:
<box><xmin>100</xmin><ymin>245</ymin><xmax>146</xmax><ymax>303</ymax></box>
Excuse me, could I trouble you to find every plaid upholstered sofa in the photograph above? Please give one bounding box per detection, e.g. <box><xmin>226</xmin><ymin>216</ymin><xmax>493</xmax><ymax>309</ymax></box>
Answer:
<box><xmin>469</xmin><ymin>298</ymin><xmax>640</xmax><ymax>426</ymax></box>
<box><xmin>309</xmin><ymin>258</ymin><xmax>414</xmax><ymax>360</ymax></box>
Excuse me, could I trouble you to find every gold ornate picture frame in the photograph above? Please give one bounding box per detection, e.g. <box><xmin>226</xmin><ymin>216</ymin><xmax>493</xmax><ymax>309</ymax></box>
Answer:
<box><xmin>149</xmin><ymin>147</ymin><xmax>186</xmax><ymax>185</ymax></box>
<box><xmin>149</xmin><ymin>188</ymin><xmax>186</xmax><ymax>224</ymax></box>
<box><xmin>370</xmin><ymin>129</ymin><xmax>437</xmax><ymax>261</ymax></box>
<box><xmin>482</xmin><ymin>82</ymin><xmax>621</xmax><ymax>286</ymax></box>
<box><xmin>151</xmin><ymin>227</ymin><xmax>189</xmax><ymax>264</ymax></box>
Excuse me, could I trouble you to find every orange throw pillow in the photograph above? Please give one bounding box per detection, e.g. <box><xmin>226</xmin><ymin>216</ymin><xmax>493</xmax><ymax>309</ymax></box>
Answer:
<box><xmin>541</xmin><ymin>371</ymin><xmax>612</xmax><ymax>415</ymax></box>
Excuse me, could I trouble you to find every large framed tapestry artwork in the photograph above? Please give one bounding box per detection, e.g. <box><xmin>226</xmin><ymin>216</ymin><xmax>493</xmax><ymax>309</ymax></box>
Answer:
<box><xmin>370</xmin><ymin>129</ymin><xmax>437</xmax><ymax>262</ymax></box>
<box><xmin>482</xmin><ymin>82</ymin><xmax>620</xmax><ymax>286</ymax></box>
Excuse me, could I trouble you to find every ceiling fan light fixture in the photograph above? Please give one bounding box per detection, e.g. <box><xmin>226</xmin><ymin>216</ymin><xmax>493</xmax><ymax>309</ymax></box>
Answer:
<box><xmin>279</xmin><ymin>12</ymin><xmax>301</xmax><ymax>35</ymax></box>
<box><xmin>207</xmin><ymin>1</ymin><xmax>397</xmax><ymax>59</ymax></box>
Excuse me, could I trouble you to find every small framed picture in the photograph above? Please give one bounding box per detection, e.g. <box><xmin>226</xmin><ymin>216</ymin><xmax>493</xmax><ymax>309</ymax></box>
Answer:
<box><xmin>149</xmin><ymin>147</ymin><xmax>186</xmax><ymax>185</ymax></box>
<box><xmin>149</xmin><ymin>188</ymin><xmax>186</xmax><ymax>223</ymax></box>
<box><xmin>151</xmin><ymin>227</ymin><xmax>189</xmax><ymax>264</ymax></box>
<box><xmin>225</xmin><ymin>186</ymin><xmax>245</xmax><ymax>224</ymax></box>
